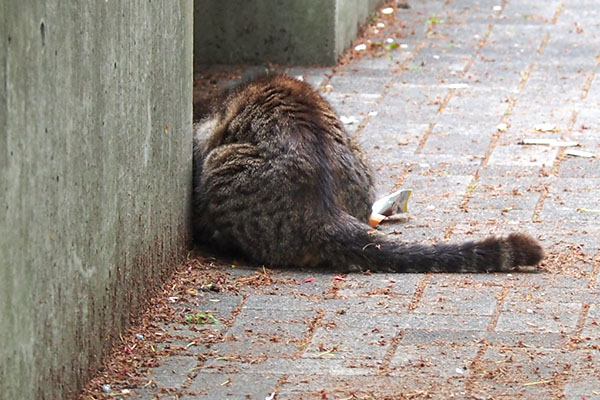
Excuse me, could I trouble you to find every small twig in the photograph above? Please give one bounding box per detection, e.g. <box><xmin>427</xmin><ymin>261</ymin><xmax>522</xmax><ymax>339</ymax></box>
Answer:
<box><xmin>523</xmin><ymin>379</ymin><xmax>552</xmax><ymax>386</ymax></box>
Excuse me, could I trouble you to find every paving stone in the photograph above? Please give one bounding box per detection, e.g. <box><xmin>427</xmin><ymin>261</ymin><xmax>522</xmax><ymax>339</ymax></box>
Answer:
<box><xmin>539</xmin><ymin>178</ymin><xmax>600</xmax><ymax>224</ymax></box>
<box><xmin>466</xmin><ymin>57</ymin><xmax>531</xmax><ymax>91</ymax></box>
<box><xmin>328</xmin><ymin>72</ymin><xmax>392</xmax><ymax>95</ymax></box>
<box><xmin>495</xmin><ymin>286</ymin><xmax>586</xmax><ymax>334</ymax></box>
<box><xmin>558</xmin><ymin>154</ymin><xmax>600</xmax><ymax>179</ymax></box>
<box><xmin>562</xmin><ymin>351</ymin><xmax>600</xmax><ymax>398</ymax></box>
<box><xmin>201</xmin><ymin>357</ymin><xmax>378</xmax><ymax>377</ymax></box>
<box><xmin>495</xmin><ymin>308</ymin><xmax>580</xmax><ymax>334</ymax></box>
<box><xmin>488</xmin><ymin>143</ymin><xmax>558</xmax><ymax>167</ymax></box>
<box><xmin>389</xmin><ymin>343</ymin><xmax>478</xmax><ymax>379</ymax></box>
<box><xmin>214</xmin><ymin>308</ymin><xmax>314</xmax><ymax>358</ymax></box>
<box><xmin>382</xmin><ymin>83</ymin><xmax>450</xmax><ymax>122</ymax></box>
<box><xmin>380</xmin><ymin>216</ymin><xmax>455</xmax><ymax>243</ymax></box>
<box><xmin>324</xmin><ymin>92</ymin><xmax>380</xmax><ymax>135</ymax></box>
<box><xmin>399</xmin><ymin>328</ymin><xmax>486</xmax><ymax>345</ymax></box>
<box><xmin>277</xmin><ymin>374</ymin><xmax>468</xmax><ymax>400</ymax></box>
<box><xmin>470</xmin><ymin>347</ymin><xmax>576</xmax><ymax>398</ymax></box>
<box><xmin>444</xmin><ymin>87</ymin><xmax>515</xmax><ymax>118</ymax></box>
<box><xmin>146</xmin><ymin>355</ymin><xmax>198</xmax><ymax>390</ymax></box>
<box><xmin>563</xmin><ymin>378</ymin><xmax>600</xmax><ymax>400</ymax></box>
<box><xmin>155</xmin><ymin>338</ymin><xmax>211</xmax><ymax>356</ymax></box>
<box><xmin>466</xmin><ymin>176</ymin><xmax>549</xmax><ymax>220</ymax></box>
<box><xmin>319</xmin><ymin>296</ymin><xmax>413</xmax><ymax>321</ymax></box>
<box><xmin>401</xmin><ymin>173</ymin><xmax>474</xmax><ymax>215</ymax></box>
<box><xmin>184</xmin><ymin>372</ymin><xmax>279</xmax><ymax>399</ymax></box>
<box><xmin>336</xmin><ymin>272</ymin><xmax>422</xmax><ymax>298</ymax></box>
<box><xmin>483</xmin><ymin>330</ymin><xmax>569</xmax><ymax>348</ymax></box>
<box><xmin>399</xmin><ymin>313</ymin><xmax>492</xmax><ymax>331</ymax></box>
<box><xmin>263</xmin><ymin>271</ymin><xmax>334</xmax><ymax>296</ymax></box>
<box><xmin>414</xmin><ymin>283</ymin><xmax>502</xmax><ymax>316</ymax></box>
<box><xmin>580</xmin><ymin>303</ymin><xmax>600</xmax><ymax>346</ymax></box>
<box><xmin>377</xmin><ymin>217</ymin><xmax>452</xmax><ymax>243</ymax></box>
<box><xmin>242</xmin><ymin>294</ymin><xmax>319</xmax><ymax>311</ymax></box>
<box><xmin>304</xmin><ymin>325</ymin><xmax>393</xmax><ymax>360</ymax></box>
<box><xmin>358</xmin><ymin>121</ymin><xmax>428</xmax><ymax>161</ymax></box>
<box><xmin>350</xmin><ymin>53</ymin><xmax>411</xmax><ymax>71</ymax></box>
<box><xmin>282</xmin><ymin>67</ymin><xmax>330</xmax><ymax>89</ymax></box>
<box><xmin>193</xmin><ymin>294</ymin><xmax>244</xmax><ymax>321</ymax></box>
<box><xmin>494</xmin><ymin>272</ymin><xmax>591</xmax><ymax>290</ymax></box>
<box><xmin>127</xmin><ymin>388</ymin><xmax>178</xmax><ymax>400</ymax></box>
<box><xmin>427</xmin><ymin>274</ymin><xmax>507</xmax><ymax>287</ymax></box>
<box><xmin>508</xmin><ymin>103</ymin><xmax>579</xmax><ymax>134</ymax></box>
<box><xmin>502</xmin><ymin>0</ymin><xmax>564</xmax><ymax>22</ymax></box>
<box><xmin>160</xmin><ymin>321</ymin><xmax>226</xmax><ymax>339</ymax></box>
<box><xmin>450</xmin><ymin>220</ymin><xmax>538</xmax><ymax>241</ymax></box>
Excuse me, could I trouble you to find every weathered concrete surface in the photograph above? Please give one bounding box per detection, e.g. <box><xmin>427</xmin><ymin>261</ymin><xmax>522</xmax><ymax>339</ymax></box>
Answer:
<box><xmin>194</xmin><ymin>0</ymin><xmax>385</xmax><ymax>66</ymax></box>
<box><xmin>0</xmin><ymin>2</ymin><xmax>193</xmax><ymax>399</ymax></box>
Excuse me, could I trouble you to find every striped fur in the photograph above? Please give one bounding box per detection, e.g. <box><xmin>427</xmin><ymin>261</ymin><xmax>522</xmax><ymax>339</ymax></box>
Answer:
<box><xmin>192</xmin><ymin>74</ymin><xmax>544</xmax><ymax>273</ymax></box>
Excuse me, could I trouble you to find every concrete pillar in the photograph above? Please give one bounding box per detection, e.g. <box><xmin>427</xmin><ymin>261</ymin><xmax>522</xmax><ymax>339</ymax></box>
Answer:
<box><xmin>0</xmin><ymin>2</ymin><xmax>193</xmax><ymax>398</ymax></box>
<box><xmin>194</xmin><ymin>0</ymin><xmax>385</xmax><ymax>66</ymax></box>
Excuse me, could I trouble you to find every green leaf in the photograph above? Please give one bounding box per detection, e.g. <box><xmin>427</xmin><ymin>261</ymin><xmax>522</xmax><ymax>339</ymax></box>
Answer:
<box><xmin>427</xmin><ymin>16</ymin><xmax>443</xmax><ymax>26</ymax></box>
<box><xmin>184</xmin><ymin>312</ymin><xmax>219</xmax><ymax>325</ymax></box>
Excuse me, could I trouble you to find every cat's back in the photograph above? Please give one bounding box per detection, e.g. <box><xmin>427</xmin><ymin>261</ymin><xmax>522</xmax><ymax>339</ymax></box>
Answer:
<box><xmin>213</xmin><ymin>74</ymin><xmax>345</xmax><ymax>147</ymax></box>
<box><xmin>229</xmin><ymin>74</ymin><xmax>330</xmax><ymax>117</ymax></box>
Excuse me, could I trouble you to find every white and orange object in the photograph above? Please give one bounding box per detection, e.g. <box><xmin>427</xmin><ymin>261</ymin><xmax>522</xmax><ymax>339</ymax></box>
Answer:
<box><xmin>369</xmin><ymin>189</ymin><xmax>412</xmax><ymax>227</ymax></box>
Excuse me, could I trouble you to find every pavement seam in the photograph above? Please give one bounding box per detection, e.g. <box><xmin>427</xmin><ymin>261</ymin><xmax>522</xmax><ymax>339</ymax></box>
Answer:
<box><xmin>588</xmin><ymin>250</ymin><xmax>600</xmax><ymax>288</ymax></box>
<box><xmin>461</xmin><ymin>22</ymin><xmax>494</xmax><ymax>74</ymax></box>
<box><xmin>552</xmin><ymin>2</ymin><xmax>565</xmax><ymax>24</ymax></box>
<box><xmin>353</xmin><ymin>0</ymin><xmax>464</xmax><ymax>143</ymax></box>
<box><xmin>352</xmin><ymin>41</ymin><xmax>426</xmax><ymax>140</ymax></box>
<box><xmin>271</xmin><ymin>374</ymin><xmax>290</xmax><ymax>398</ymax></box>
<box><xmin>464</xmin><ymin>284</ymin><xmax>509</xmax><ymax>397</ymax></box>
<box><xmin>581</xmin><ymin>70</ymin><xmax>596</xmax><ymax>100</ymax></box>
<box><xmin>414</xmin><ymin>122</ymin><xmax>436</xmax><ymax>154</ymax></box>
<box><xmin>551</xmin><ymin>109</ymin><xmax>579</xmax><ymax>174</ymax></box>
<box><xmin>292</xmin><ymin>309</ymin><xmax>324</xmax><ymax>359</ymax></box>
<box><xmin>487</xmin><ymin>285</ymin><xmax>509</xmax><ymax>332</ymax></box>
<box><xmin>551</xmin><ymin>364</ymin><xmax>573</xmax><ymax>400</ymax></box>
<box><xmin>537</xmin><ymin>32</ymin><xmax>550</xmax><ymax>57</ymax></box>
<box><xmin>391</xmin><ymin>162</ymin><xmax>417</xmax><ymax>192</ymax></box>
<box><xmin>408</xmin><ymin>274</ymin><xmax>431</xmax><ymax>311</ymax></box>
<box><xmin>460</xmin><ymin>37</ymin><xmax>546</xmax><ymax>211</ymax></box>
<box><xmin>436</xmin><ymin>88</ymin><xmax>455</xmax><ymax>114</ymax></box>
<box><xmin>442</xmin><ymin>221</ymin><xmax>456</xmax><ymax>241</ymax></box>
<box><xmin>415</xmin><ymin>17</ymin><xmax>495</xmax><ymax>156</ymax></box>
<box><xmin>378</xmin><ymin>329</ymin><xmax>404</xmax><ymax>374</ymax></box>
<box><xmin>571</xmin><ymin>302</ymin><xmax>591</xmax><ymax>347</ymax></box>
<box><xmin>531</xmin><ymin>185</ymin><xmax>551</xmax><ymax>223</ymax></box>
<box><xmin>551</xmin><ymin>302</ymin><xmax>590</xmax><ymax>398</ymax></box>
<box><xmin>184</xmin><ymin>295</ymin><xmax>248</xmax><ymax>384</ymax></box>
<box><xmin>531</xmin><ymin>38</ymin><xmax>597</xmax><ymax>223</ymax></box>
<box><xmin>532</xmin><ymin>110</ymin><xmax>578</xmax><ymax>222</ymax></box>
<box><xmin>229</xmin><ymin>294</ymin><xmax>248</xmax><ymax>320</ymax></box>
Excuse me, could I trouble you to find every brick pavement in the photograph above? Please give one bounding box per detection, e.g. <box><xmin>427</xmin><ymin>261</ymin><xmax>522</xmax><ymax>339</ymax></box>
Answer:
<box><xmin>116</xmin><ymin>1</ymin><xmax>600</xmax><ymax>399</ymax></box>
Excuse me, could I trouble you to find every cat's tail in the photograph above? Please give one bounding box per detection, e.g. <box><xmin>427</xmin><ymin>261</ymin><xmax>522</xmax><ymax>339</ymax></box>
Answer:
<box><xmin>322</xmin><ymin>214</ymin><xmax>544</xmax><ymax>273</ymax></box>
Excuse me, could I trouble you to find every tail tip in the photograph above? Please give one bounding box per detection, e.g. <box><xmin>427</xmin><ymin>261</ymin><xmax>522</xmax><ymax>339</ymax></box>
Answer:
<box><xmin>507</xmin><ymin>233</ymin><xmax>545</xmax><ymax>267</ymax></box>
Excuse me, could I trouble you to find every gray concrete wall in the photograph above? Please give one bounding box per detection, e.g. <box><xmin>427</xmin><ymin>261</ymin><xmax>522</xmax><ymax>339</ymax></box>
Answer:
<box><xmin>0</xmin><ymin>2</ymin><xmax>193</xmax><ymax>399</ymax></box>
<box><xmin>335</xmin><ymin>0</ymin><xmax>381</xmax><ymax>58</ymax></box>
<box><xmin>194</xmin><ymin>0</ymin><xmax>384</xmax><ymax>66</ymax></box>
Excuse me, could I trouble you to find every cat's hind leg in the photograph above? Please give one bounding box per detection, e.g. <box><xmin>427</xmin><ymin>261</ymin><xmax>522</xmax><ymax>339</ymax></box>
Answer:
<box><xmin>197</xmin><ymin>143</ymin><xmax>269</xmax><ymax>259</ymax></box>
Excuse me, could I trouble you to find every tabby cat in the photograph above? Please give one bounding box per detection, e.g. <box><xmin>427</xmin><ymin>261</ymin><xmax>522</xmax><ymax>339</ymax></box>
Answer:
<box><xmin>192</xmin><ymin>74</ymin><xmax>544</xmax><ymax>272</ymax></box>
